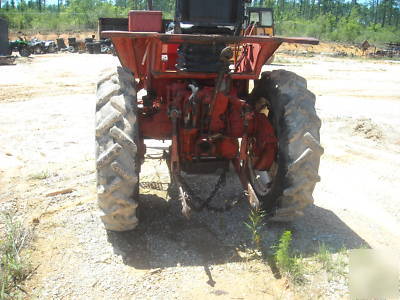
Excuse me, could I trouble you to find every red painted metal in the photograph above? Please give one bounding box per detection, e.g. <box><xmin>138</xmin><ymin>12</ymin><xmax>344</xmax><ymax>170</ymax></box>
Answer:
<box><xmin>219</xmin><ymin>138</ymin><xmax>239</xmax><ymax>159</ymax></box>
<box><xmin>104</xmin><ymin>31</ymin><xmax>318</xmax><ymax>81</ymax></box>
<box><xmin>251</xmin><ymin>113</ymin><xmax>278</xmax><ymax>170</ymax></box>
<box><xmin>103</xmin><ymin>21</ymin><xmax>318</xmax><ymax>185</ymax></box>
<box><xmin>104</xmin><ymin>31</ymin><xmax>319</xmax><ymax>44</ymax></box>
<box><xmin>139</xmin><ymin>106</ymin><xmax>172</xmax><ymax>139</ymax></box>
<box><xmin>180</xmin><ymin>128</ymin><xmax>198</xmax><ymax>160</ymax></box>
<box><xmin>227</xmin><ymin>96</ymin><xmax>246</xmax><ymax>138</ymax></box>
<box><xmin>128</xmin><ymin>11</ymin><xmax>162</xmax><ymax>32</ymax></box>
<box><xmin>209</xmin><ymin>92</ymin><xmax>229</xmax><ymax>132</ymax></box>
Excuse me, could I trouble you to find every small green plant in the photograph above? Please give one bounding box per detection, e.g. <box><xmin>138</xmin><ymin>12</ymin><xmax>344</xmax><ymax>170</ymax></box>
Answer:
<box><xmin>244</xmin><ymin>208</ymin><xmax>266</xmax><ymax>250</ymax></box>
<box><xmin>28</xmin><ymin>170</ymin><xmax>50</xmax><ymax>180</ymax></box>
<box><xmin>274</xmin><ymin>230</ymin><xmax>305</xmax><ymax>284</ymax></box>
<box><xmin>316</xmin><ymin>244</ymin><xmax>349</xmax><ymax>279</ymax></box>
<box><xmin>275</xmin><ymin>231</ymin><xmax>292</xmax><ymax>270</ymax></box>
<box><xmin>0</xmin><ymin>213</ymin><xmax>32</xmax><ymax>299</ymax></box>
<box><xmin>334</xmin><ymin>247</ymin><xmax>349</xmax><ymax>277</ymax></box>
<box><xmin>317</xmin><ymin>243</ymin><xmax>334</xmax><ymax>271</ymax></box>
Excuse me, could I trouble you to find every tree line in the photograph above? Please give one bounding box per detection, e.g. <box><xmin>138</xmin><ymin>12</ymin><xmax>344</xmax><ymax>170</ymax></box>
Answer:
<box><xmin>0</xmin><ymin>0</ymin><xmax>399</xmax><ymax>44</ymax></box>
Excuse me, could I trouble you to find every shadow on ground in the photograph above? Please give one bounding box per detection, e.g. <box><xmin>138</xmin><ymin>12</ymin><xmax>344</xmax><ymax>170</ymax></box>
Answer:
<box><xmin>283</xmin><ymin>204</ymin><xmax>369</xmax><ymax>255</ymax></box>
<box><xmin>107</xmin><ymin>193</ymin><xmax>240</xmax><ymax>270</ymax></box>
<box><xmin>107</xmin><ymin>187</ymin><xmax>369</xmax><ymax>271</ymax></box>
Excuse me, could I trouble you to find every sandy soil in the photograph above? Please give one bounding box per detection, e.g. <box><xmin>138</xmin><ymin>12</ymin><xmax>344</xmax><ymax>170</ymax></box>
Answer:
<box><xmin>0</xmin><ymin>52</ymin><xmax>400</xmax><ymax>299</ymax></box>
<box><xmin>278</xmin><ymin>41</ymin><xmax>376</xmax><ymax>56</ymax></box>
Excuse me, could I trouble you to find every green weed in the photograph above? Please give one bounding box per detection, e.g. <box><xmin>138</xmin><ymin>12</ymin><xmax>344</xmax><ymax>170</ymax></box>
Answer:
<box><xmin>274</xmin><ymin>230</ymin><xmax>305</xmax><ymax>284</ymax></box>
<box><xmin>0</xmin><ymin>214</ymin><xmax>32</xmax><ymax>299</ymax></box>
<box><xmin>244</xmin><ymin>208</ymin><xmax>266</xmax><ymax>251</ymax></box>
<box><xmin>317</xmin><ymin>243</ymin><xmax>350</xmax><ymax>274</ymax></box>
<box><xmin>317</xmin><ymin>243</ymin><xmax>334</xmax><ymax>271</ymax></box>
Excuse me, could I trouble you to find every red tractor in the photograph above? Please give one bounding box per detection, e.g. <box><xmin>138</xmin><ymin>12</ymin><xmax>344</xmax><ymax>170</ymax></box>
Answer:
<box><xmin>96</xmin><ymin>0</ymin><xmax>323</xmax><ymax>231</ymax></box>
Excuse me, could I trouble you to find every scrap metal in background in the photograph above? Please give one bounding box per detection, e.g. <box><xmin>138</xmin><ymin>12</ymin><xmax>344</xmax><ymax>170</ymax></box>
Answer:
<box><xmin>370</xmin><ymin>41</ymin><xmax>400</xmax><ymax>58</ymax></box>
<box><xmin>0</xmin><ymin>17</ymin><xmax>115</xmax><ymax>57</ymax></box>
<box><xmin>52</xmin><ymin>36</ymin><xmax>114</xmax><ymax>54</ymax></box>
<box><xmin>384</xmin><ymin>42</ymin><xmax>400</xmax><ymax>57</ymax></box>
<box><xmin>98</xmin><ymin>18</ymin><xmax>128</xmax><ymax>39</ymax></box>
<box><xmin>0</xmin><ymin>17</ymin><xmax>15</xmax><ymax>65</ymax></box>
<box><xmin>0</xmin><ymin>17</ymin><xmax>9</xmax><ymax>55</ymax></box>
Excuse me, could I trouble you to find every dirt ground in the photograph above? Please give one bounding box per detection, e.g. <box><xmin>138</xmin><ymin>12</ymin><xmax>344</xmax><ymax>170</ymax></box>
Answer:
<box><xmin>1</xmin><ymin>52</ymin><xmax>400</xmax><ymax>299</ymax></box>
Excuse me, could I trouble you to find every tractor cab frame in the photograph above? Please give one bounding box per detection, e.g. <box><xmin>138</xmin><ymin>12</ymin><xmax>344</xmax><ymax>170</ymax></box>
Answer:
<box><xmin>245</xmin><ymin>7</ymin><xmax>274</xmax><ymax>36</ymax></box>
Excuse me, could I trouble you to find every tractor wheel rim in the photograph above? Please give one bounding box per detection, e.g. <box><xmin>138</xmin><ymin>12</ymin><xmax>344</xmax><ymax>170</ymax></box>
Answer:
<box><xmin>248</xmin><ymin>156</ymin><xmax>277</xmax><ymax>196</ymax></box>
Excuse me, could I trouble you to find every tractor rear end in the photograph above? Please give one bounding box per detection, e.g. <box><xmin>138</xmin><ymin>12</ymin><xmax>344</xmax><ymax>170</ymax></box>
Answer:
<box><xmin>96</xmin><ymin>0</ymin><xmax>323</xmax><ymax>231</ymax></box>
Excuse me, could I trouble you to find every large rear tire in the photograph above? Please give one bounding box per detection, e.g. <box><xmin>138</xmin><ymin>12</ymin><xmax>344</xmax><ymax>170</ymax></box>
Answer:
<box><xmin>95</xmin><ymin>66</ymin><xmax>140</xmax><ymax>231</ymax></box>
<box><xmin>250</xmin><ymin>70</ymin><xmax>323</xmax><ymax>221</ymax></box>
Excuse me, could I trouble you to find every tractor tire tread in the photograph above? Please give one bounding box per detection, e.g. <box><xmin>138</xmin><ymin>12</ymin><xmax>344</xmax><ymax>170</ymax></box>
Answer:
<box><xmin>95</xmin><ymin>66</ymin><xmax>139</xmax><ymax>231</ymax></box>
<box><xmin>252</xmin><ymin>69</ymin><xmax>323</xmax><ymax>221</ymax></box>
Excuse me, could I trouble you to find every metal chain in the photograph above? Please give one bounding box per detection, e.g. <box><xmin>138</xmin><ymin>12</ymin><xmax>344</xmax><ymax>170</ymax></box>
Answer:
<box><xmin>177</xmin><ymin>171</ymin><xmax>240</xmax><ymax>213</ymax></box>
<box><xmin>140</xmin><ymin>147</ymin><xmax>240</xmax><ymax>212</ymax></box>
<box><xmin>139</xmin><ymin>181</ymin><xmax>169</xmax><ymax>191</ymax></box>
